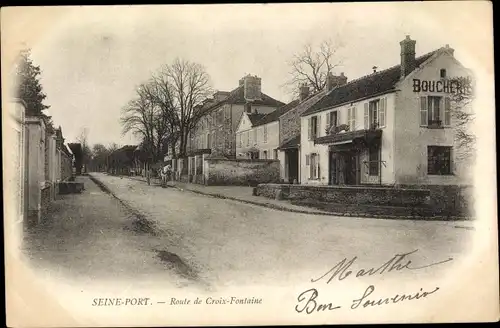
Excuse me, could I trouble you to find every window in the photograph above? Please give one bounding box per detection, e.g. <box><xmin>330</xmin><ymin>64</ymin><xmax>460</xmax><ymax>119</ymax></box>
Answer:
<box><xmin>440</xmin><ymin>69</ymin><xmax>447</xmax><ymax>79</ymax></box>
<box><xmin>309</xmin><ymin>153</ymin><xmax>320</xmax><ymax>179</ymax></box>
<box><xmin>420</xmin><ymin>96</ymin><xmax>448</xmax><ymax>127</ymax></box>
<box><xmin>253</xmin><ymin>129</ymin><xmax>257</xmax><ymax>145</ymax></box>
<box><xmin>273</xmin><ymin>149</ymin><xmax>278</xmax><ymax>160</ymax></box>
<box><xmin>428</xmin><ymin>146</ymin><xmax>452</xmax><ymax>175</ymax></box>
<box><xmin>206</xmin><ymin>133</ymin><xmax>211</xmax><ymax>148</ymax></box>
<box><xmin>263</xmin><ymin>150</ymin><xmax>268</xmax><ymax>159</ymax></box>
<box><xmin>428</xmin><ymin>96</ymin><xmax>441</xmax><ymax>125</ymax></box>
<box><xmin>308</xmin><ymin>115</ymin><xmax>319</xmax><ymax>140</ymax></box>
<box><xmin>326</xmin><ymin>111</ymin><xmax>338</xmax><ymax>133</ymax></box>
<box><xmin>368</xmin><ymin>145</ymin><xmax>380</xmax><ymax>176</ymax></box>
<box><xmin>263</xmin><ymin>125</ymin><xmax>268</xmax><ymax>143</ymax></box>
<box><xmin>364</xmin><ymin>98</ymin><xmax>386</xmax><ymax>129</ymax></box>
<box><xmin>246</xmin><ymin>131</ymin><xmax>250</xmax><ymax>146</ymax></box>
<box><xmin>347</xmin><ymin>107</ymin><xmax>356</xmax><ymax>131</ymax></box>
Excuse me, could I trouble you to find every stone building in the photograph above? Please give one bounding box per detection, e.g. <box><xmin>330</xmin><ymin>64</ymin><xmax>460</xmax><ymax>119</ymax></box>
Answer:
<box><xmin>173</xmin><ymin>74</ymin><xmax>285</xmax><ymax>185</ymax></box>
<box><xmin>299</xmin><ymin>36</ymin><xmax>473</xmax><ymax>187</ymax></box>
<box><xmin>187</xmin><ymin>74</ymin><xmax>285</xmax><ymax>159</ymax></box>
<box><xmin>277</xmin><ymin>83</ymin><xmax>339</xmax><ymax>183</ymax></box>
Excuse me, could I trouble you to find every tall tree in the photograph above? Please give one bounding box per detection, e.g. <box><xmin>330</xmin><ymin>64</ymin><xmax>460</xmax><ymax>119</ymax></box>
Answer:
<box><xmin>76</xmin><ymin>127</ymin><xmax>92</xmax><ymax>167</ymax></box>
<box><xmin>154</xmin><ymin>58</ymin><xmax>212</xmax><ymax>157</ymax></box>
<box><xmin>285</xmin><ymin>39</ymin><xmax>344</xmax><ymax>96</ymax></box>
<box><xmin>15</xmin><ymin>49</ymin><xmax>50</xmax><ymax>117</ymax></box>
<box><xmin>120</xmin><ymin>82</ymin><xmax>163</xmax><ymax>163</ymax></box>
<box><xmin>121</xmin><ymin>58</ymin><xmax>212</xmax><ymax>160</ymax></box>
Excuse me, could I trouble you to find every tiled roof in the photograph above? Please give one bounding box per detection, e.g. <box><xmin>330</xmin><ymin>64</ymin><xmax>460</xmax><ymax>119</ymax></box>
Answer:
<box><xmin>204</xmin><ymin>85</ymin><xmax>286</xmax><ymax>115</ymax></box>
<box><xmin>247</xmin><ymin>113</ymin><xmax>266</xmax><ymax>125</ymax></box>
<box><xmin>301</xmin><ymin>50</ymin><xmax>438</xmax><ymax>117</ymax></box>
<box><xmin>253</xmin><ymin>99</ymin><xmax>301</xmax><ymax>127</ymax></box>
<box><xmin>278</xmin><ymin>135</ymin><xmax>300</xmax><ymax>150</ymax></box>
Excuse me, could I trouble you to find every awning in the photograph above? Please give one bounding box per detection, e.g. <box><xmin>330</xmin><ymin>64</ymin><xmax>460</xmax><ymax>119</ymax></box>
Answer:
<box><xmin>314</xmin><ymin>129</ymin><xmax>382</xmax><ymax>146</ymax></box>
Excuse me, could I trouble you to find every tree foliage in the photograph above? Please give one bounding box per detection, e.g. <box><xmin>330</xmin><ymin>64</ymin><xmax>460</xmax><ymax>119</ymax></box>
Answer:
<box><xmin>449</xmin><ymin>76</ymin><xmax>475</xmax><ymax>160</ymax></box>
<box><xmin>15</xmin><ymin>49</ymin><xmax>50</xmax><ymax>117</ymax></box>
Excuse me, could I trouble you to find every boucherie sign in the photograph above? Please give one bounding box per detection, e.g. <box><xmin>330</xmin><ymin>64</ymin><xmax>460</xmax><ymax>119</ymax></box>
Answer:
<box><xmin>413</xmin><ymin>76</ymin><xmax>473</xmax><ymax>94</ymax></box>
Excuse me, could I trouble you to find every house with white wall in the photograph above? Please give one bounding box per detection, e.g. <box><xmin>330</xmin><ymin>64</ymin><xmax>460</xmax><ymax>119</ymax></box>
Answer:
<box><xmin>235</xmin><ymin>101</ymin><xmax>298</xmax><ymax>159</ymax></box>
<box><xmin>300</xmin><ymin>36</ymin><xmax>473</xmax><ymax>187</ymax></box>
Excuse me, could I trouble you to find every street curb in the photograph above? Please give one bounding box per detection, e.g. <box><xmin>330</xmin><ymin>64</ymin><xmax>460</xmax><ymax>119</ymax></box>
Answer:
<box><xmin>105</xmin><ymin>174</ymin><xmax>474</xmax><ymax>222</ymax></box>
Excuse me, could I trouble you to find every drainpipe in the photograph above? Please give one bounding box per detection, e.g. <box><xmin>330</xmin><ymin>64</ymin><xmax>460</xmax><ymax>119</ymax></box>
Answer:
<box><xmin>379</xmin><ymin>145</ymin><xmax>382</xmax><ymax>185</ymax></box>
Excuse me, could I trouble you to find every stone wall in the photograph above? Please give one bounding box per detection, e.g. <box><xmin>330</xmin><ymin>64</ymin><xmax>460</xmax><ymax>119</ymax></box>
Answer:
<box><xmin>255</xmin><ymin>184</ymin><xmax>430</xmax><ymax>207</ymax></box>
<box><xmin>279</xmin><ymin>106</ymin><xmax>300</xmax><ymax>145</ymax></box>
<box><xmin>40</xmin><ymin>184</ymin><xmax>52</xmax><ymax>220</ymax></box>
<box><xmin>397</xmin><ymin>184</ymin><xmax>474</xmax><ymax>217</ymax></box>
<box><xmin>61</xmin><ymin>152</ymin><xmax>73</xmax><ymax>181</ymax></box>
<box><xmin>205</xmin><ymin>158</ymin><xmax>280</xmax><ymax>186</ymax></box>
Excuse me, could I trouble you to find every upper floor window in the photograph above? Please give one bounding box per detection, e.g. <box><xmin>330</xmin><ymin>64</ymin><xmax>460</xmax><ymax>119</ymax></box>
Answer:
<box><xmin>440</xmin><ymin>69</ymin><xmax>447</xmax><ymax>79</ymax></box>
<box><xmin>263</xmin><ymin>150</ymin><xmax>268</xmax><ymax>159</ymax></box>
<box><xmin>308</xmin><ymin>115</ymin><xmax>319</xmax><ymax>140</ymax></box>
<box><xmin>364</xmin><ymin>98</ymin><xmax>386</xmax><ymax>129</ymax></box>
<box><xmin>326</xmin><ymin>111</ymin><xmax>338</xmax><ymax>133</ymax></box>
<box><xmin>246</xmin><ymin>131</ymin><xmax>250</xmax><ymax>146</ymax></box>
<box><xmin>428</xmin><ymin>146</ymin><xmax>452</xmax><ymax>175</ymax></box>
<box><xmin>420</xmin><ymin>96</ymin><xmax>451</xmax><ymax>127</ymax></box>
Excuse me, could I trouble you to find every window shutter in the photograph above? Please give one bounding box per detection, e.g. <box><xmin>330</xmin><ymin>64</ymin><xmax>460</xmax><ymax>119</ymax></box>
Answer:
<box><xmin>326</xmin><ymin>112</ymin><xmax>331</xmax><ymax>129</ymax></box>
<box><xmin>308</xmin><ymin>118</ymin><xmax>312</xmax><ymax>140</ymax></box>
<box><xmin>380</xmin><ymin>98</ymin><xmax>386</xmax><ymax>127</ymax></box>
<box><xmin>351</xmin><ymin>107</ymin><xmax>356</xmax><ymax>130</ymax></box>
<box><xmin>305</xmin><ymin>154</ymin><xmax>310</xmax><ymax>165</ymax></box>
<box><xmin>337</xmin><ymin>110</ymin><xmax>341</xmax><ymax>126</ymax></box>
<box><xmin>317</xmin><ymin>115</ymin><xmax>321</xmax><ymax>137</ymax></box>
<box><xmin>316</xmin><ymin>153</ymin><xmax>320</xmax><ymax>179</ymax></box>
<box><xmin>420</xmin><ymin>96</ymin><xmax>428</xmax><ymax>126</ymax></box>
<box><xmin>444</xmin><ymin>96</ymin><xmax>451</xmax><ymax>126</ymax></box>
<box><xmin>364</xmin><ymin>103</ymin><xmax>369</xmax><ymax>129</ymax></box>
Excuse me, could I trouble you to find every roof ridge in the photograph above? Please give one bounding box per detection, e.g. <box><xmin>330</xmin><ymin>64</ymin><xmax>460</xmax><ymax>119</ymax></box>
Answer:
<box><xmin>338</xmin><ymin>49</ymin><xmax>439</xmax><ymax>87</ymax></box>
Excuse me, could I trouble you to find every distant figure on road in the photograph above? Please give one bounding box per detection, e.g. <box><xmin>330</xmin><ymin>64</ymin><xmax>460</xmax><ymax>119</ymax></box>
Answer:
<box><xmin>161</xmin><ymin>164</ymin><xmax>171</xmax><ymax>188</ymax></box>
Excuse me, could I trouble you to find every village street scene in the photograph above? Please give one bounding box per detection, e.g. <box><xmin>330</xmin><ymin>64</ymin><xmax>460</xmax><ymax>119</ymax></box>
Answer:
<box><xmin>4</xmin><ymin>5</ymin><xmax>479</xmax><ymax>292</ymax></box>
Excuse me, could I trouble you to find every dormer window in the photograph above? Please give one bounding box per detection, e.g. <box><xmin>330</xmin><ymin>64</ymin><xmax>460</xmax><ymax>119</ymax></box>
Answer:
<box><xmin>440</xmin><ymin>69</ymin><xmax>447</xmax><ymax>79</ymax></box>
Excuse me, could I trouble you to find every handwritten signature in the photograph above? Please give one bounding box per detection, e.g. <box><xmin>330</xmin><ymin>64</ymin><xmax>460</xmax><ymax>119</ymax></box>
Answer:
<box><xmin>311</xmin><ymin>249</ymin><xmax>453</xmax><ymax>284</ymax></box>
<box><xmin>295</xmin><ymin>285</ymin><xmax>440</xmax><ymax>314</ymax></box>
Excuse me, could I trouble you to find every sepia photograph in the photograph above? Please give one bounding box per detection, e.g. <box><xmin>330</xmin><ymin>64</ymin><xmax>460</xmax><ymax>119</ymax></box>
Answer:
<box><xmin>2</xmin><ymin>2</ymin><xmax>498</xmax><ymax>326</ymax></box>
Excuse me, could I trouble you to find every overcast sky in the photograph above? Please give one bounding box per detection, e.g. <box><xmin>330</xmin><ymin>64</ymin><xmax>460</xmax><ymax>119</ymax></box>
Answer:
<box><xmin>21</xmin><ymin>3</ymin><xmax>488</xmax><ymax>147</ymax></box>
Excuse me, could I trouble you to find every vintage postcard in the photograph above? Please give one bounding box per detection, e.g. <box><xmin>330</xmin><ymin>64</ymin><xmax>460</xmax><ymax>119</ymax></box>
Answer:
<box><xmin>2</xmin><ymin>2</ymin><xmax>498</xmax><ymax>326</ymax></box>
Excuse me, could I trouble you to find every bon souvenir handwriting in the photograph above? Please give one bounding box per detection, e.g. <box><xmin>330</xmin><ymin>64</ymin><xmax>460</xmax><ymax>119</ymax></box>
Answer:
<box><xmin>295</xmin><ymin>249</ymin><xmax>452</xmax><ymax>314</ymax></box>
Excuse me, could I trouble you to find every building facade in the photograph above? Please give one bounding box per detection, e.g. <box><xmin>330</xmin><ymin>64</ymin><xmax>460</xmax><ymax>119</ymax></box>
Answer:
<box><xmin>187</xmin><ymin>74</ymin><xmax>285</xmax><ymax>159</ymax></box>
<box><xmin>300</xmin><ymin>36</ymin><xmax>472</xmax><ymax>186</ymax></box>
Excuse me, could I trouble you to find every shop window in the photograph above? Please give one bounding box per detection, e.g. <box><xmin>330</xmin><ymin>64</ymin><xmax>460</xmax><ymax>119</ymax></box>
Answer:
<box><xmin>428</xmin><ymin>146</ymin><xmax>452</xmax><ymax>175</ymax></box>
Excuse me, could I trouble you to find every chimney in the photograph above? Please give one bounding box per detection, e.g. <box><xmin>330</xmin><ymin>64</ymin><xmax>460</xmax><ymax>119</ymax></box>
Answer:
<box><xmin>326</xmin><ymin>72</ymin><xmax>348</xmax><ymax>91</ymax></box>
<box><xmin>400</xmin><ymin>35</ymin><xmax>417</xmax><ymax>78</ymax></box>
<box><xmin>444</xmin><ymin>44</ymin><xmax>455</xmax><ymax>56</ymax></box>
<box><xmin>326</xmin><ymin>72</ymin><xmax>334</xmax><ymax>91</ymax></box>
<box><xmin>241</xmin><ymin>74</ymin><xmax>262</xmax><ymax>101</ymax></box>
<box><xmin>299</xmin><ymin>84</ymin><xmax>310</xmax><ymax>101</ymax></box>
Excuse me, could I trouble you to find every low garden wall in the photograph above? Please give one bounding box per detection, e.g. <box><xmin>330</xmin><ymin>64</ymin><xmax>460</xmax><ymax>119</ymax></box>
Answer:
<box><xmin>255</xmin><ymin>184</ymin><xmax>430</xmax><ymax>206</ymax></box>
<box><xmin>205</xmin><ymin>158</ymin><xmax>280</xmax><ymax>186</ymax></box>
